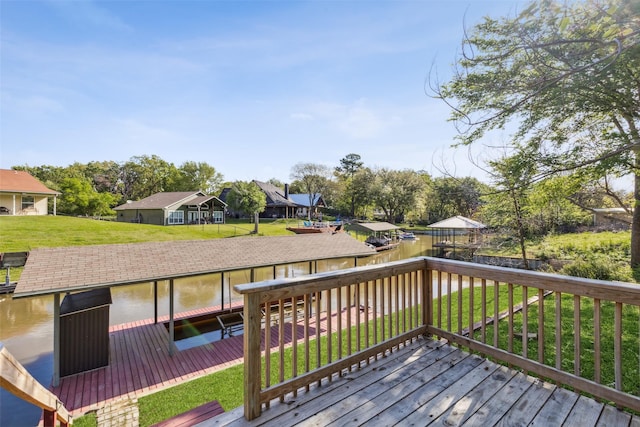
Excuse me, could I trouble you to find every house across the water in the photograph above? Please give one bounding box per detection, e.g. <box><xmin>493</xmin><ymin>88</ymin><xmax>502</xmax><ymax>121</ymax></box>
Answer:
<box><xmin>0</xmin><ymin>169</ymin><xmax>60</xmax><ymax>216</ymax></box>
<box><xmin>113</xmin><ymin>191</ymin><xmax>227</xmax><ymax>225</ymax></box>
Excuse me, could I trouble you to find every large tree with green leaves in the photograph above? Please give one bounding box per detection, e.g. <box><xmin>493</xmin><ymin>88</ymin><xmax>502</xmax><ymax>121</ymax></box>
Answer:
<box><xmin>334</xmin><ymin>153</ymin><xmax>365</xmax><ymax>217</ymax></box>
<box><xmin>371</xmin><ymin>168</ymin><xmax>425</xmax><ymax>224</ymax></box>
<box><xmin>290</xmin><ymin>162</ymin><xmax>332</xmax><ymax>220</ymax></box>
<box><xmin>426</xmin><ymin>176</ymin><xmax>486</xmax><ymax>223</ymax></box>
<box><xmin>174</xmin><ymin>161</ymin><xmax>224</xmax><ymax>194</ymax></box>
<box><xmin>225</xmin><ymin>181</ymin><xmax>267</xmax><ymax>234</ymax></box>
<box><xmin>121</xmin><ymin>155</ymin><xmax>179</xmax><ymax>201</ymax></box>
<box><xmin>435</xmin><ymin>0</ymin><xmax>640</xmax><ymax>268</ymax></box>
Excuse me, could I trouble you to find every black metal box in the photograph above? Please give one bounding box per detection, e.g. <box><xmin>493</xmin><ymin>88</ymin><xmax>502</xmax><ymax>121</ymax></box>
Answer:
<box><xmin>60</xmin><ymin>288</ymin><xmax>112</xmax><ymax>377</ymax></box>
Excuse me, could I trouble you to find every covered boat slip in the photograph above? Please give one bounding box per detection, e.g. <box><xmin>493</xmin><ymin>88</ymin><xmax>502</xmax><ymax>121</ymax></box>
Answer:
<box><xmin>13</xmin><ymin>233</ymin><xmax>376</xmax><ymax>385</ymax></box>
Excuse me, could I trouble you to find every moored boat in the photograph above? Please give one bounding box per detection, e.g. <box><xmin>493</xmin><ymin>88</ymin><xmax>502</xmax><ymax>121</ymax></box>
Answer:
<box><xmin>399</xmin><ymin>232</ymin><xmax>417</xmax><ymax>240</ymax></box>
<box><xmin>287</xmin><ymin>221</ymin><xmax>342</xmax><ymax>234</ymax></box>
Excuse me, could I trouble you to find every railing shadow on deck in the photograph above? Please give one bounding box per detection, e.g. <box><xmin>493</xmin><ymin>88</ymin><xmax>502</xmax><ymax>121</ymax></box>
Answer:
<box><xmin>235</xmin><ymin>256</ymin><xmax>640</xmax><ymax>421</ymax></box>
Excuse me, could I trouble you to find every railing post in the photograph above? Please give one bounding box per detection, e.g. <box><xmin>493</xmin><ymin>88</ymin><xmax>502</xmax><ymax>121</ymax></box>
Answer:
<box><xmin>244</xmin><ymin>292</ymin><xmax>262</xmax><ymax>420</ymax></box>
<box><xmin>422</xmin><ymin>260</ymin><xmax>432</xmax><ymax>331</ymax></box>
<box><xmin>42</xmin><ymin>409</ymin><xmax>55</xmax><ymax>427</ymax></box>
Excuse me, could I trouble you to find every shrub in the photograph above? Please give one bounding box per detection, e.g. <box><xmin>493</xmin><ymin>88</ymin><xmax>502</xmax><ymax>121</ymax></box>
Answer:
<box><xmin>560</xmin><ymin>255</ymin><xmax>631</xmax><ymax>282</ymax></box>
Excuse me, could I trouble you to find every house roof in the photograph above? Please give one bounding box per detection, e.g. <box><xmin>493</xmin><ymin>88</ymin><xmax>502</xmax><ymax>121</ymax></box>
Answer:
<box><xmin>14</xmin><ymin>233</ymin><xmax>376</xmax><ymax>298</ymax></box>
<box><xmin>253</xmin><ymin>181</ymin><xmax>297</xmax><ymax>207</ymax></box>
<box><xmin>0</xmin><ymin>169</ymin><xmax>60</xmax><ymax>195</ymax></box>
<box><xmin>348</xmin><ymin>222</ymin><xmax>401</xmax><ymax>233</ymax></box>
<box><xmin>289</xmin><ymin>194</ymin><xmax>324</xmax><ymax>207</ymax></box>
<box><xmin>427</xmin><ymin>215</ymin><xmax>486</xmax><ymax>229</ymax></box>
<box><xmin>189</xmin><ymin>195</ymin><xmax>227</xmax><ymax>207</ymax></box>
<box><xmin>113</xmin><ymin>191</ymin><xmax>204</xmax><ymax>211</ymax></box>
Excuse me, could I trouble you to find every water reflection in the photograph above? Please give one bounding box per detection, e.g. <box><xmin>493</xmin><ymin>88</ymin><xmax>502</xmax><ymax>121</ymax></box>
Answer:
<box><xmin>0</xmin><ymin>236</ymin><xmax>435</xmax><ymax>426</ymax></box>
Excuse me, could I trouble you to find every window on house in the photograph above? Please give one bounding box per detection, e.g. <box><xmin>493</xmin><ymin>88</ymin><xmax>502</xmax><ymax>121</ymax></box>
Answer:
<box><xmin>168</xmin><ymin>210</ymin><xmax>184</xmax><ymax>225</ymax></box>
<box><xmin>21</xmin><ymin>196</ymin><xmax>34</xmax><ymax>211</ymax></box>
<box><xmin>212</xmin><ymin>211</ymin><xmax>224</xmax><ymax>223</ymax></box>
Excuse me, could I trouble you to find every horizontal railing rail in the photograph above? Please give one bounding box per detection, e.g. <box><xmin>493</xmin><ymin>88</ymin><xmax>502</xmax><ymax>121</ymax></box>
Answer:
<box><xmin>235</xmin><ymin>258</ymin><xmax>429</xmax><ymax>420</ymax></box>
<box><xmin>0</xmin><ymin>343</ymin><xmax>72</xmax><ymax>426</ymax></box>
<box><xmin>236</xmin><ymin>256</ymin><xmax>640</xmax><ymax>420</ymax></box>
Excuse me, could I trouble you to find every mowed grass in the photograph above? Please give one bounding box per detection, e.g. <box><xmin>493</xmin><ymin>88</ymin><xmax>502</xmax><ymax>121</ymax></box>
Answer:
<box><xmin>0</xmin><ymin>216</ymin><xmax>302</xmax><ymax>281</ymax></box>
<box><xmin>0</xmin><ymin>216</ymin><xmax>300</xmax><ymax>253</ymax></box>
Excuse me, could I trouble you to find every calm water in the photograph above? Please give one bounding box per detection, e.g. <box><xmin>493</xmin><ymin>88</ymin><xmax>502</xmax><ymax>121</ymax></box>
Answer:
<box><xmin>0</xmin><ymin>235</ymin><xmax>435</xmax><ymax>426</ymax></box>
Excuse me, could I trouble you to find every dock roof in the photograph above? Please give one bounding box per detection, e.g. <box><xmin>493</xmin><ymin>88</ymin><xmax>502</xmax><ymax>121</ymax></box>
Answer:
<box><xmin>14</xmin><ymin>233</ymin><xmax>376</xmax><ymax>298</ymax></box>
<box><xmin>347</xmin><ymin>222</ymin><xmax>401</xmax><ymax>234</ymax></box>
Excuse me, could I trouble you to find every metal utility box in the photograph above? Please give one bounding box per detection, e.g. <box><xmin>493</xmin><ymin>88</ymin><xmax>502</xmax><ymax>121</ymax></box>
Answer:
<box><xmin>60</xmin><ymin>288</ymin><xmax>112</xmax><ymax>377</ymax></box>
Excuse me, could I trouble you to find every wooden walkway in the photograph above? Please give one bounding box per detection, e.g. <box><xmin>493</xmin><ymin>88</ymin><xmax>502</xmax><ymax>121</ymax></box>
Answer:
<box><xmin>51</xmin><ymin>305</ymin><xmax>250</xmax><ymax>417</ymax></box>
<box><xmin>51</xmin><ymin>303</ymin><xmax>327</xmax><ymax>418</ymax></box>
<box><xmin>203</xmin><ymin>338</ymin><xmax>639</xmax><ymax>427</ymax></box>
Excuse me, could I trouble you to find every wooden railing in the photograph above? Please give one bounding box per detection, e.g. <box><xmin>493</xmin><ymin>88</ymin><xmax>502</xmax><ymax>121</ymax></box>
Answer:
<box><xmin>236</xmin><ymin>256</ymin><xmax>640</xmax><ymax>420</ymax></box>
<box><xmin>0</xmin><ymin>343</ymin><xmax>72</xmax><ymax>426</ymax></box>
<box><xmin>426</xmin><ymin>257</ymin><xmax>640</xmax><ymax>413</ymax></box>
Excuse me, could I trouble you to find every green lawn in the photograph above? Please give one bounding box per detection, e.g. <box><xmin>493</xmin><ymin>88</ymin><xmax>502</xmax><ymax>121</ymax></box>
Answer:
<box><xmin>0</xmin><ymin>216</ymin><xmax>299</xmax><ymax>253</ymax></box>
<box><xmin>0</xmin><ymin>216</ymin><xmax>301</xmax><ymax>281</ymax></box>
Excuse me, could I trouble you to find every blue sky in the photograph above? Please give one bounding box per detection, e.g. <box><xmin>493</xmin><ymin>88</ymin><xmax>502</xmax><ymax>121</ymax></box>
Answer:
<box><xmin>1</xmin><ymin>0</ymin><xmax>530</xmax><ymax>184</ymax></box>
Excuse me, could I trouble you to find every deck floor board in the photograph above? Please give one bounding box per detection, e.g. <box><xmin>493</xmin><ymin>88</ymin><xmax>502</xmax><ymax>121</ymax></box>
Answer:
<box><xmin>202</xmin><ymin>337</ymin><xmax>639</xmax><ymax>427</ymax></box>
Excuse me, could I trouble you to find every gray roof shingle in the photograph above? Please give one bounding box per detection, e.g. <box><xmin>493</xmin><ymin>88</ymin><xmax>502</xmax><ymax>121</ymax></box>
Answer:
<box><xmin>14</xmin><ymin>233</ymin><xmax>376</xmax><ymax>298</ymax></box>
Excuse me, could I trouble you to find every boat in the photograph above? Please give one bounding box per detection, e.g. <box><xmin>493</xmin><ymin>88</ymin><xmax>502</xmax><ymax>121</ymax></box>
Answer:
<box><xmin>0</xmin><ymin>280</ymin><xmax>17</xmax><ymax>294</ymax></box>
<box><xmin>286</xmin><ymin>221</ymin><xmax>342</xmax><ymax>234</ymax></box>
<box><xmin>398</xmin><ymin>232</ymin><xmax>417</xmax><ymax>240</ymax></box>
<box><xmin>365</xmin><ymin>235</ymin><xmax>399</xmax><ymax>252</ymax></box>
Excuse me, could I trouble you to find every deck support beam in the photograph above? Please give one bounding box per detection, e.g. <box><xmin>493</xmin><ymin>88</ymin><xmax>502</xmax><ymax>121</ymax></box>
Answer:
<box><xmin>53</xmin><ymin>293</ymin><xmax>60</xmax><ymax>387</ymax></box>
<box><xmin>169</xmin><ymin>279</ymin><xmax>174</xmax><ymax>356</ymax></box>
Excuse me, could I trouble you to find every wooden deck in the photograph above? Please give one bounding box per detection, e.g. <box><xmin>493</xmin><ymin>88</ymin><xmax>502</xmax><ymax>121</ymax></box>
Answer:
<box><xmin>51</xmin><ymin>302</ymin><xmax>327</xmax><ymax>418</ymax></box>
<box><xmin>203</xmin><ymin>337</ymin><xmax>639</xmax><ymax>427</ymax></box>
<box><xmin>51</xmin><ymin>305</ymin><xmax>249</xmax><ymax>417</ymax></box>
<box><xmin>50</xmin><ymin>305</ymin><xmax>639</xmax><ymax>426</ymax></box>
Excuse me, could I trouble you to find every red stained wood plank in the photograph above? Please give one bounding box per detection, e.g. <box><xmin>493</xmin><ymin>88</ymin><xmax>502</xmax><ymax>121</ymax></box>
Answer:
<box><xmin>151</xmin><ymin>400</ymin><xmax>224</xmax><ymax>427</ymax></box>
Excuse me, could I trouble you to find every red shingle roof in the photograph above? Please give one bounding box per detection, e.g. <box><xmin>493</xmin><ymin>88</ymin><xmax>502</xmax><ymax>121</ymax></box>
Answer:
<box><xmin>0</xmin><ymin>169</ymin><xmax>59</xmax><ymax>195</ymax></box>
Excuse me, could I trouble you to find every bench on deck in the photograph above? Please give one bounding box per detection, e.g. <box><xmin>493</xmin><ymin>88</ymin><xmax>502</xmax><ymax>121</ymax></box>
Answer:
<box><xmin>217</xmin><ymin>312</ymin><xmax>244</xmax><ymax>337</ymax></box>
<box><xmin>151</xmin><ymin>400</ymin><xmax>224</xmax><ymax>427</ymax></box>
<box><xmin>262</xmin><ymin>298</ymin><xmax>310</xmax><ymax>325</ymax></box>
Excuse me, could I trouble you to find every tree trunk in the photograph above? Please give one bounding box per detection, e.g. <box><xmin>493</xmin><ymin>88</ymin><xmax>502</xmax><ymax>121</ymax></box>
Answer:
<box><xmin>631</xmin><ymin>168</ymin><xmax>640</xmax><ymax>269</ymax></box>
<box><xmin>511</xmin><ymin>189</ymin><xmax>530</xmax><ymax>270</ymax></box>
<box><xmin>253</xmin><ymin>212</ymin><xmax>259</xmax><ymax>234</ymax></box>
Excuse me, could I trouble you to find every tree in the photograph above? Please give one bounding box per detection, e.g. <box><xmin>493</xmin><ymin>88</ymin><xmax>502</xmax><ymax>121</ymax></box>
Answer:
<box><xmin>290</xmin><ymin>163</ymin><xmax>332</xmax><ymax>220</ymax></box>
<box><xmin>335</xmin><ymin>153</ymin><xmax>364</xmax><ymax>217</ymax></box>
<box><xmin>483</xmin><ymin>152</ymin><xmax>537</xmax><ymax>269</ymax></box>
<box><xmin>371</xmin><ymin>169</ymin><xmax>425</xmax><ymax>224</ymax></box>
<box><xmin>225</xmin><ymin>181</ymin><xmax>266</xmax><ymax>234</ymax></box>
<box><xmin>58</xmin><ymin>177</ymin><xmax>117</xmax><ymax>216</ymax></box>
<box><xmin>174</xmin><ymin>161</ymin><xmax>223</xmax><ymax>194</ymax></box>
<box><xmin>350</xmin><ymin>167</ymin><xmax>376</xmax><ymax>219</ymax></box>
<box><xmin>121</xmin><ymin>155</ymin><xmax>179</xmax><ymax>201</ymax></box>
<box><xmin>435</xmin><ymin>0</ymin><xmax>640</xmax><ymax>268</ymax></box>
<box><xmin>427</xmin><ymin>177</ymin><xmax>486</xmax><ymax>223</ymax></box>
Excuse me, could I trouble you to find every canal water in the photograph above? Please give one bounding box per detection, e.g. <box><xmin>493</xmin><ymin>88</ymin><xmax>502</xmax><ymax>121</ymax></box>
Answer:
<box><xmin>0</xmin><ymin>236</ymin><xmax>435</xmax><ymax>426</ymax></box>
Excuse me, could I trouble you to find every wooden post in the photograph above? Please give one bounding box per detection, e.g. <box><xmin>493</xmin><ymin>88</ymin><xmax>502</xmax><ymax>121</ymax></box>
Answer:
<box><xmin>422</xmin><ymin>262</ymin><xmax>432</xmax><ymax>331</ymax></box>
<box><xmin>153</xmin><ymin>281</ymin><xmax>158</xmax><ymax>324</ymax></box>
<box><xmin>221</xmin><ymin>272</ymin><xmax>225</xmax><ymax>310</ymax></box>
<box><xmin>42</xmin><ymin>409</ymin><xmax>55</xmax><ymax>427</ymax></box>
<box><xmin>169</xmin><ymin>279</ymin><xmax>174</xmax><ymax>356</ymax></box>
<box><xmin>244</xmin><ymin>292</ymin><xmax>262</xmax><ymax>420</ymax></box>
<box><xmin>53</xmin><ymin>293</ymin><xmax>60</xmax><ymax>387</ymax></box>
